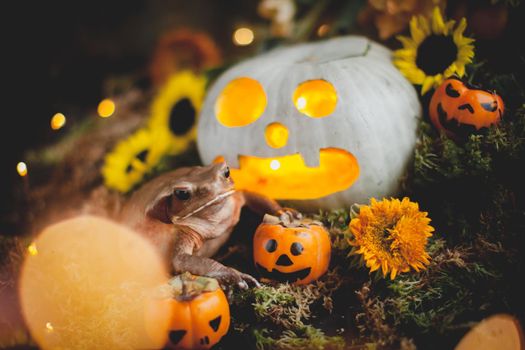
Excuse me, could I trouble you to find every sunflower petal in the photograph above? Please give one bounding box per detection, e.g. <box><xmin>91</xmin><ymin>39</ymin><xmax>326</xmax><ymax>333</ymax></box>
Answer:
<box><xmin>456</xmin><ymin>63</ymin><xmax>466</xmax><ymax>77</ymax></box>
<box><xmin>393</xmin><ymin>48</ymin><xmax>416</xmax><ymax>59</ymax></box>
<box><xmin>431</xmin><ymin>7</ymin><xmax>446</xmax><ymax>34</ymax></box>
<box><xmin>453</xmin><ymin>18</ymin><xmax>467</xmax><ymax>43</ymax></box>
<box><xmin>418</xmin><ymin>15</ymin><xmax>431</xmax><ymax>36</ymax></box>
<box><xmin>409</xmin><ymin>16</ymin><xmax>426</xmax><ymax>44</ymax></box>
<box><xmin>421</xmin><ymin>76</ymin><xmax>435</xmax><ymax>95</ymax></box>
<box><xmin>392</xmin><ymin>268</ymin><xmax>400</xmax><ymax>279</ymax></box>
<box><xmin>397</xmin><ymin>35</ymin><xmax>417</xmax><ymax>49</ymax></box>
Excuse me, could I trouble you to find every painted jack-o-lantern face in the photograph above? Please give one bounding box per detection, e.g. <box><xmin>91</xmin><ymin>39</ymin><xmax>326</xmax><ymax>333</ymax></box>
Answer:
<box><xmin>145</xmin><ymin>274</ymin><xmax>230</xmax><ymax>350</ymax></box>
<box><xmin>253</xmin><ymin>215</ymin><xmax>331</xmax><ymax>285</ymax></box>
<box><xmin>430</xmin><ymin>77</ymin><xmax>504</xmax><ymax>138</ymax></box>
<box><xmin>197</xmin><ymin>36</ymin><xmax>421</xmax><ymax>210</ymax></box>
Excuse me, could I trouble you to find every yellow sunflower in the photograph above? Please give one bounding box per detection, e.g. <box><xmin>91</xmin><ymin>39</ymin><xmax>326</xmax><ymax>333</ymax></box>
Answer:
<box><xmin>102</xmin><ymin>128</ymin><xmax>169</xmax><ymax>193</ymax></box>
<box><xmin>393</xmin><ymin>7</ymin><xmax>475</xmax><ymax>95</ymax></box>
<box><xmin>348</xmin><ymin>197</ymin><xmax>434</xmax><ymax>279</ymax></box>
<box><xmin>148</xmin><ymin>70</ymin><xmax>207</xmax><ymax>155</ymax></box>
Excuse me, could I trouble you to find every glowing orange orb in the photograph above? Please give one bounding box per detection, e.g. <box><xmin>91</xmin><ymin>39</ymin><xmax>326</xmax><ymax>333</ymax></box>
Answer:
<box><xmin>19</xmin><ymin>215</ymin><xmax>170</xmax><ymax>349</ymax></box>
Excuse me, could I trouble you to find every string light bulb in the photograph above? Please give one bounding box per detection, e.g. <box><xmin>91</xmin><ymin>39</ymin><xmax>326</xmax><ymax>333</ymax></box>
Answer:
<box><xmin>233</xmin><ymin>27</ymin><xmax>254</xmax><ymax>46</ymax></box>
<box><xmin>97</xmin><ymin>99</ymin><xmax>115</xmax><ymax>118</ymax></box>
<box><xmin>50</xmin><ymin>113</ymin><xmax>66</xmax><ymax>130</ymax></box>
<box><xmin>17</xmin><ymin>162</ymin><xmax>28</xmax><ymax>177</ymax></box>
<box><xmin>28</xmin><ymin>242</ymin><xmax>38</xmax><ymax>256</ymax></box>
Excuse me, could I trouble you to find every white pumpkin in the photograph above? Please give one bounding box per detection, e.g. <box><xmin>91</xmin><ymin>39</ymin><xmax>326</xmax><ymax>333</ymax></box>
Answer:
<box><xmin>197</xmin><ymin>36</ymin><xmax>421</xmax><ymax>210</ymax></box>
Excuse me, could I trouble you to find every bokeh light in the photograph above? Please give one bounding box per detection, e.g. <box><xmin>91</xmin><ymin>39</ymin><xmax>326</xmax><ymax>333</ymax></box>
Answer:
<box><xmin>16</xmin><ymin>162</ymin><xmax>27</xmax><ymax>177</ymax></box>
<box><xmin>317</xmin><ymin>24</ymin><xmax>330</xmax><ymax>37</ymax></box>
<box><xmin>19</xmin><ymin>215</ymin><xmax>170</xmax><ymax>349</ymax></box>
<box><xmin>97</xmin><ymin>98</ymin><xmax>116</xmax><ymax>118</ymax></box>
<box><xmin>50</xmin><ymin>113</ymin><xmax>66</xmax><ymax>130</ymax></box>
<box><xmin>27</xmin><ymin>242</ymin><xmax>38</xmax><ymax>256</ymax></box>
<box><xmin>233</xmin><ymin>27</ymin><xmax>254</xmax><ymax>46</ymax></box>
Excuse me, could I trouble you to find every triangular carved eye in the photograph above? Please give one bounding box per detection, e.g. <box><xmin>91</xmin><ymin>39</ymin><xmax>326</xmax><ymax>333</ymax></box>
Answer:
<box><xmin>209</xmin><ymin>315</ymin><xmax>222</xmax><ymax>332</ymax></box>
<box><xmin>169</xmin><ymin>329</ymin><xmax>187</xmax><ymax>345</ymax></box>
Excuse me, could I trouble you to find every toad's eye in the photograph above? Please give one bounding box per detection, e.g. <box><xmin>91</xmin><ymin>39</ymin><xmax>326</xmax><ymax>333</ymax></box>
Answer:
<box><xmin>174</xmin><ymin>189</ymin><xmax>191</xmax><ymax>201</ymax></box>
<box><xmin>223</xmin><ymin>167</ymin><xmax>230</xmax><ymax>179</ymax></box>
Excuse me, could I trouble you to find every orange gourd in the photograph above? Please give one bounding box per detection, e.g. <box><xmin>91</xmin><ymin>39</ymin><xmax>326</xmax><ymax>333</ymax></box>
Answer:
<box><xmin>253</xmin><ymin>214</ymin><xmax>331</xmax><ymax>285</ymax></box>
<box><xmin>145</xmin><ymin>273</ymin><xmax>230</xmax><ymax>350</ymax></box>
<box><xmin>429</xmin><ymin>77</ymin><xmax>504</xmax><ymax>138</ymax></box>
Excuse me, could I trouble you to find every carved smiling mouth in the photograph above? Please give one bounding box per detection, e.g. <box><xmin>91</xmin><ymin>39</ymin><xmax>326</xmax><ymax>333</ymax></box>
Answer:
<box><xmin>215</xmin><ymin>147</ymin><xmax>359</xmax><ymax>200</ymax></box>
<box><xmin>256</xmin><ymin>263</ymin><xmax>311</xmax><ymax>283</ymax></box>
<box><xmin>437</xmin><ymin>102</ymin><xmax>479</xmax><ymax>137</ymax></box>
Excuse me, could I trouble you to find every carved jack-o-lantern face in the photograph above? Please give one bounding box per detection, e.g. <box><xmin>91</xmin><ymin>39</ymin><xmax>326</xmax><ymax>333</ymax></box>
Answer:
<box><xmin>197</xmin><ymin>36</ymin><xmax>421</xmax><ymax>210</ymax></box>
<box><xmin>145</xmin><ymin>274</ymin><xmax>230</xmax><ymax>350</ymax></box>
<box><xmin>430</xmin><ymin>78</ymin><xmax>504</xmax><ymax>138</ymax></box>
<box><xmin>253</xmin><ymin>216</ymin><xmax>331</xmax><ymax>285</ymax></box>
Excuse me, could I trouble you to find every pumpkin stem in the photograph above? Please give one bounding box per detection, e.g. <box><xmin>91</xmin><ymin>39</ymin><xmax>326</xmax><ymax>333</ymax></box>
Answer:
<box><xmin>262</xmin><ymin>214</ymin><xmax>323</xmax><ymax>229</ymax></box>
<box><xmin>166</xmin><ymin>272</ymin><xmax>220</xmax><ymax>301</ymax></box>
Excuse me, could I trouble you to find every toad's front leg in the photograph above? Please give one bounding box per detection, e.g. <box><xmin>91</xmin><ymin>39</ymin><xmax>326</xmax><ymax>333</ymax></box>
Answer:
<box><xmin>172</xmin><ymin>228</ymin><xmax>260</xmax><ymax>289</ymax></box>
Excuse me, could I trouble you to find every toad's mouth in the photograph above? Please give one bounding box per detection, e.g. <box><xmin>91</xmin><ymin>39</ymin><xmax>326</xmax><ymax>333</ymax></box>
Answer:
<box><xmin>256</xmin><ymin>263</ymin><xmax>311</xmax><ymax>283</ymax></box>
<box><xmin>215</xmin><ymin>148</ymin><xmax>359</xmax><ymax>200</ymax></box>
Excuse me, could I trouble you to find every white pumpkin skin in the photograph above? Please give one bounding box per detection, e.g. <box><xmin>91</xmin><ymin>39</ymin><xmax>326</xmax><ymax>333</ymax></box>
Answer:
<box><xmin>197</xmin><ymin>36</ymin><xmax>421</xmax><ymax>211</ymax></box>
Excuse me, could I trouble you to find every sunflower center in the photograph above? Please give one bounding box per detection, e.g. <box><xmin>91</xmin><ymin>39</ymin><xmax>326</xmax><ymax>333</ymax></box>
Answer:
<box><xmin>169</xmin><ymin>98</ymin><xmax>196</xmax><ymax>136</ymax></box>
<box><xmin>416</xmin><ymin>35</ymin><xmax>458</xmax><ymax>75</ymax></box>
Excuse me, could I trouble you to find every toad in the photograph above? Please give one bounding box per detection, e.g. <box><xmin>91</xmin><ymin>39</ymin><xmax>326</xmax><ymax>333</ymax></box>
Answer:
<box><xmin>120</xmin><ymin>162</ymin><xmax>298</xmax><ymax>289</ymax></box>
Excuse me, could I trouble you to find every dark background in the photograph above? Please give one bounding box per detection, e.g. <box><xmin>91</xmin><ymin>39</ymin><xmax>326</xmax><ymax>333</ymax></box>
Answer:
<box><xmin>2</xmin><ymin>0</ymin><xmax>525</xmax><ymax>234</ymax></box>
<box><xmin>1</xmin><ymin>0</ymin><xmax>262</xmax><ymax>233</ymax></box>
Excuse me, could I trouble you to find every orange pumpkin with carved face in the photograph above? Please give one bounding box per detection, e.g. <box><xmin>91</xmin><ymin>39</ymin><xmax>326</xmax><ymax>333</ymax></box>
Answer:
<box><xmin>145</xmin><ymin>273</ymin><xmax>230</xmax><ymax>350</ymax></box>
<box><xmin>253</xmin><ymin>215</ymin><xmax>331</xmax><ymax>285</ymax></box>
<box><xmin>430</xmin><ymin>77</ymin><xmax>504</xmax><ymax>138</ymax></box>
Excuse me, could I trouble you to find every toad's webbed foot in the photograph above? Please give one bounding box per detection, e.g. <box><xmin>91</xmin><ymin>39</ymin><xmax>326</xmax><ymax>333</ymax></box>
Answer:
<box><xmin>208</xmin><ymin>266</ymin><xmax>261</xmax><ymax>290</ymax></box>
<box><xmin>173</xmin><ymin>253</ymin><xmax>260</xmax><ymax>291</ymax></box>
<box><xmin>277</xmin><ymin>207</ymin><xmax>303</xmax><ymax>224</ymax></box>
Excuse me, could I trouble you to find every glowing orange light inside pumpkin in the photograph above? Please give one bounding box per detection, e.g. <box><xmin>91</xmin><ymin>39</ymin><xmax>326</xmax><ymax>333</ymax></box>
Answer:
<box><xmin>265</xmin><ymin>123</ymin><xmax>289</xmax><ymax>148</ymax></box>
<box><xmin>215</xmin><ymin>77</ymin><xmax>267</xmax><ymax>127</ymax></box>
<box><xmin>215</xmin><ymin>148</ymin><xmax>359</xmax><ymax>200</ymax></box>
<box><xmin>19</xmin><ymin>216</ymin><xmax>169</xmax><ymax>350</ymax></box>
<box><xmin>97</xmin><ymin>98</ymin><xmax>115</xmax><ymax>118</ymax></box>
<box><xmin>293</xmin><ymin>80</ymin><xmax>337</xmax><ymax>118</ymax></box>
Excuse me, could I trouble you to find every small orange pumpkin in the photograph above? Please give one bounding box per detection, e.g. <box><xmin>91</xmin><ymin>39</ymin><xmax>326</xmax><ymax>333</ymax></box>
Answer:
<box><xmin>145</xmin><ymin>273</ymin><xmax>230</xmax><ymax>350</ymax></box>
<box><xmin>429</xmin><ymin>77</ymin><xmax>504</xmax><ymax>138</ymax></box>
<box><xmin>253</xmin><ymin>214</ymin><xmax>331</xmax><ymax>285</ymax></box>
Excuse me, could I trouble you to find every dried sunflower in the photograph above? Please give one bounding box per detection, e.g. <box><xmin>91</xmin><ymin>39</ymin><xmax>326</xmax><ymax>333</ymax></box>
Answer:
<box><xmin>348</xmin><ymin>197</ymin><xmax>434</xmax><ymax>279</ymax></box>
<box><xmin>149</xmin><ymin>29</ymin><xmax>221</xmax><ymax>87</ymax></box>
<box><xmin>148</xmin><ymin>71</ymin><xmax>206</xmax><ymax>156</ymax></box>
<box><xmin>359</xmin><ymin>0</ymin><xmax>446</xmax><ymax>40</ymax></box>
<box><xmin>393</xmin><ymin>7</ymin><xmax>475</xmax><ymax>95</ymax></box>
<box><xmin>102</xmin><ymin>128</ymin><xmax>168</xmax><ymax>193</ymax></box>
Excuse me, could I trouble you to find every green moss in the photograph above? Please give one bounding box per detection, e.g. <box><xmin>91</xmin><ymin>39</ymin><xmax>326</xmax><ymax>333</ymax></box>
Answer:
<box><xmin>314</xmin><ymin>209</ymin><xmax>351</xmax><ymax>252</ymax></box>
<box><xmin>254</xmin><ymin>326</ymin><xmax>345</xmax><ymax>350</ymax></box>
<box><xmin>234</xmin><ymin>269</ymin><xmax>343</xmax><ymax>329</ymax></box>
